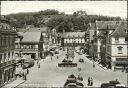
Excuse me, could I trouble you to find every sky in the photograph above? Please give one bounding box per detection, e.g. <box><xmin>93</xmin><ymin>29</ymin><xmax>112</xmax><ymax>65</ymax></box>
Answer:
<box><xmin>1</xmin><ymin>1</ymin><xmax>127</xmax><ymax>18</ymax></box>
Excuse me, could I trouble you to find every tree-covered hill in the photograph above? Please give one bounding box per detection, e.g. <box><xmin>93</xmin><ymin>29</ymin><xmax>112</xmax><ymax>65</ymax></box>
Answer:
<box><xmin>5</xmin><ymin>9</ymin><xmax>123</xmax><ymax>32</ymax></box>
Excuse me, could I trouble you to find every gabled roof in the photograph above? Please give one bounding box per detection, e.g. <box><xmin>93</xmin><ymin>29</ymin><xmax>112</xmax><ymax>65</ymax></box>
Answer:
<box><xmin>17</xmin><ymin>27</ymin><xmax>49</xmax><ymax>33</ymax></box>
<box><xmin>18</xmin><ymin>32</ymin><xmax>42</xmax><ymax>43</ymax></box>
<box><xmin>62</xmin><ymin>32</ymin><xmax>85</xmax><ymax>38</ymax></box>
<box><xmin>96</xmin><ymin>21</ymin><xmax>120</xmax><ymax>30</ymax></box>
<box><xmin>111</xmin><ymin>21</ymin><xmax>127</xmax><ymax>37</ymax></box>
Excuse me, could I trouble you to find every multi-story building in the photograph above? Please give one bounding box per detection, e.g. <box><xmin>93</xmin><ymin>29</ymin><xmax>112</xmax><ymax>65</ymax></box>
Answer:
<box><xmin>89</xmin><ymin>21</ymin><xmax>120</xmax><ymax>64</ymax></box>
<box><xmin>86</xmin><ymin>23</ymin><xmax>96</xmax><ymax>56</ymax></box>
<box><xmin>106</xmin><ymin>21</ymin><xmax>128</xmax><ymax>70</ymax></box>
<box><xmin>15</xmin><ymin>32</ymin><xmax>44</xmax><ymax>60</ymax></box>
<box><xmin>61</xmin><ymin>32</ymin><xmax>85</xmax><ymax>48</ymax></box>
<box><xmin>17</xmin><ymin>26</ymin><xmax>50</xmax><ymax>52</ymax></box>
<box><xmin>0</xmin><ymin>16</ymin><xmax>17</xmax><ymax>87</ymax></box>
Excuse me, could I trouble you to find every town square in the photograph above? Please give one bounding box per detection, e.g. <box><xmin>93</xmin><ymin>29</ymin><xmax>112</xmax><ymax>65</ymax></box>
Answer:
<box><xmin>0</xmin><ymin>1</ymin><xmax>127</xmax><ymax>88</ymax></box>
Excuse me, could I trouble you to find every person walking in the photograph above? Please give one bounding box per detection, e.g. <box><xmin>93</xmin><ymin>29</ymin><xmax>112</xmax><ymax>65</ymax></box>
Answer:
<box><xmin>27</xmin><ymin>68</ymin><xmax>29</xmax><ymax>74</ymax></box>
<box><xmin>38</xmin><ymin>61</ymin><xmax>40</xmax><ymax>68</ymax></box>
<box><xmin>88</xmin><ymin>77</ymin><xmax>90</xmax><ymax>86</ymax></box>
<box><xmin>23</xmin><ymin>69</ymin><xmax>27</xmax><ymax>80</ymax></box>
<box><xmin>51</xmin><ymin>56</ymin><xmax>52</xmax><ymax>61</ymax></box>
<box><xmin>57</xmin><ymin>55</ymin><xmax>59</xmax><ymax>59</ymax></box>
<box><xmin>90</xmin><ymin>77</ymin><xmax>93</xmax><ymax>86</ymax></box>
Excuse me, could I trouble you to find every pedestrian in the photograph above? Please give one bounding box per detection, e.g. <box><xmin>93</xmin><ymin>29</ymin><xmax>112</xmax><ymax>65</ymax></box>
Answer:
<box><xmin>51</xmin><ymin>56</ymin><xmax>52</xmax><ymax>61</ymax></box>
<box><xmin>88</xmin><ymin>77</ymin><xmax>90</xmax><ymax>86</ymax></box>
<box><xmin>122</xmin><ymin>65</ymin><xmax>125</xmax><ymax>72</ymax></box>
<box><xmin>57</xmin><ymin>55</ymin><xmax>59</xmax><ymax>59</ymax></box>
<box><xmin>38</xmin><ymin>61</ymin><xmax>40</xmax><ymax>68</ymax></box>
<box><xmin>23</xmin><ymin>69</ymin><xmax>27</xmax><ymax>80</ymax></box>
<box><xmin>90</xmin><ymin>77</ymin><xmax>93</xmax><ymax>86</ymax></box>
<box><xmin>15</xmin><ymin>65</ymin><xmax>19</xmax><ymax>79</ymax></box>
<box><xmin>27</xmin><ymin>68</ymin><xmax>29</xmax><ymax>74</ymax></box>
<box><xmin>93</xmin><ymin>63</ymin><xmax>95</xmax><ymax>68</ymax></box>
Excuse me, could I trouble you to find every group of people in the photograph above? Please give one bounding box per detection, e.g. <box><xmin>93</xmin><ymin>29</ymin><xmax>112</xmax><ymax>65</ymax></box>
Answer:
<box><xmin>88</xmin><ymin>77</ymin><xmax>93</xmax><ymax>86</ymax></box>
<box><xmin>15</xmin><ymin>64</ymin><xmax>29</xmax><ymax>80</ymax></box>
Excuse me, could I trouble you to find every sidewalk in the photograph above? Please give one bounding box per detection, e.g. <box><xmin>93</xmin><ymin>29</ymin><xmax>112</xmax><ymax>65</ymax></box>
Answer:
<box><xmin>3</xmin><ymin>78</ymin><xmax>26</xmax><ymax>88</ymax></box>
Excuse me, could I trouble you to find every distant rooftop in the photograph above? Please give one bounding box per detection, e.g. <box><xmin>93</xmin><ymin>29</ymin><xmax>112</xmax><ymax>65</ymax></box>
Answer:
<box><xmin>111</xmin><ymin>21</ymin><xmax>127</xmax><ymax>37</ymax></box>
<box><xmin>18</xmin><ymin>32</ymin><xmax>42</xmax><ymax>43</ymax></box>
<box><xmin>62</xmin><ymin>32</ymin><xmax>85</xmax><ymax>38</ymax></box>
<box><xmin>17</xmin><ymin>26</ymin><xmax>49</xmax><ymax>32</ymax></box>
<box><xmin>96</xmin><ymin>21</ymin><xmax>120</xmax><ymax>30</ymax></box>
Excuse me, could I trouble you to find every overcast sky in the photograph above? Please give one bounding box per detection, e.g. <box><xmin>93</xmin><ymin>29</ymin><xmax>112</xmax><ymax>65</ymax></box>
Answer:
<box><xmin>1</xmin><ymin>1</ymin><xmax>127</xmax><ymax>18</ymax></box>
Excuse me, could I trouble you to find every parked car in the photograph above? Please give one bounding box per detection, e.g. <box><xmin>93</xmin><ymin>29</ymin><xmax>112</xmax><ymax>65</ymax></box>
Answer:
<box><xmin>22</xmin><ymin>59</ymin><xmax>34</xmax><ymax>69</ymax></box>
<box><xmin>115</xmin><ymin>84</ymin><xmax>125</xmax><ymax>88</ymax></box>
<box><xmin>58</xmin><ymin>62</ymin><xmax>77</xmax><ymax>67</ymax></box>
<box><xmin>65</xmin><ymin>83</ymin><xmax>77</xmax><ymax>88</ymax></box>
<box><xmin>64</xmin><ymin>74</ymin><xmax>76</xmax><ymax>87</ymax></box>
<box><xmin>79</xmin><ymin>59</ymin><xmax>84</xmax><ymax>63</ymax></box>
<box><xmin>101</xmin><ymin>80</ymin><xmax>122</xmax><ymax>88</ymax></box>
<box><xmin>55</xmin><ymin>51</ymin><xmax>59</xmax><ymax>54</ymax></box>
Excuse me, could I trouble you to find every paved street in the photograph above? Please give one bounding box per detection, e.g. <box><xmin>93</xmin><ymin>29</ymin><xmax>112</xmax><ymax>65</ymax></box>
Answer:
<box><xmin>17</xmin><ymin>50</ymin><xmax>127</xmax><ymax>87</ymax></box>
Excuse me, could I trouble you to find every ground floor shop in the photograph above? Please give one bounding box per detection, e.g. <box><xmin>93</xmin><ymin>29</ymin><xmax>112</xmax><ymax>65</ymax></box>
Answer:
<box><xmin>1</xmin><ymin>64</ymin><xmax>16</xmax><ymax>87</ymax></box>
<box><xmin>106</xmin><ymin>56</ymin><xmax>128</xmax><ymax>70</ymax></box>
<box><xmin>15</xmin><ymin>50</ymin><xmax>44</xmax><ymax>60</ymax></box>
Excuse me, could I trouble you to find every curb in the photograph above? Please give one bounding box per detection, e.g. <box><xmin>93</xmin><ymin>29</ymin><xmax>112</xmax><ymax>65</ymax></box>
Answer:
<box><xmin>83</xmin><ymin>54</ymin><xmax>107</xmax><ymax>70</ymax></box>
<box><xmin>14</xmin><ymin>80</ymin><xmax>26</xmax><ymax>88</ymax></box>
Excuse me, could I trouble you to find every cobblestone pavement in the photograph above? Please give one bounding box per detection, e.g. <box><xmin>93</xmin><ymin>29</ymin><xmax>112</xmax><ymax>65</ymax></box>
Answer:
<box><xmin>17</xmin><ymin>50</ymin><xmax>127</xmax><ymax>87</ymax></box>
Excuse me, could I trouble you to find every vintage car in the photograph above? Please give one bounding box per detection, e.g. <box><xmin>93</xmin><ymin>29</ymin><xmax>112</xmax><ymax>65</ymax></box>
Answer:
<box><xmin>64</xmin><ymin>74</ymin><xmax>76</xmax><ymax>87</ymax></box>
<box><xmin>64</xmin><ymin>74</ymin><xmax>84</xmax><ymax>88</ymax></box>
<box><xmin>101</xmin><ymin>80</ymin><xmax>123</xmax><ymax>88</ymax></box>
<box><xmin>22</xmin><ymin>59</ymin><xmax>34</xmax><ymax>69</ymax></box>
<box><xmin>79</xmin><ymin>58</ymin><xmax>84</xmax><ymax>63</ymax></box>
<box><xmin>58</xmin><ymin>62</ymin><xmax>77</xmax><ymax>67</ymax></box>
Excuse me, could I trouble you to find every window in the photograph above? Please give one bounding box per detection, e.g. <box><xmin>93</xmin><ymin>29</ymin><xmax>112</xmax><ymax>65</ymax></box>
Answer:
<box><xmin>8</xmin><ymin>52</ymin><xmax>10</xmax><ymax>59</ymax></box>
<box><xmin>125</xmin><ymin>37</ymin><xmax>128</xmax><ymax>43</ymax></box>
<box><xmin>117</xmin><ymin>46</ymin><xmax>123</xmax><ymax>54</ymax></box>
<box><xmin>115</xmin><ymin>37</ymin><xmax>119</xmax><ymax>43</ymax></box>
<box><xmin>125</xmin><ymin>30</ymin><xmax>128</xmax><ymax>33</ymax></box>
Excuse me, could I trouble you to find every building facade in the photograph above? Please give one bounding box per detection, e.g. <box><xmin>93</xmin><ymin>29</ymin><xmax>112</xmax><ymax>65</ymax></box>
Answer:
<box><xmin>0</xmin><ymin>16</ymin><xmax>17</xmax><ymax>87</ymax></box>
<box><xmin>61</xmin><ymin>32</ymin><xmax>85</xmax><ymax>48</ymax></box>
<box><xmin>106</xmin><ymin>21</ymin><xmax>128</xmax><ymax>70</ymax></box>
<box><xmin>15</xmin><ymin>32</ymin><xmax>44</xmax><ymax>60</ymax></box>
<box><xmin>90</xmin><ymin>21</ymin><xmax>120</xmax><ymax>64</ymax></box>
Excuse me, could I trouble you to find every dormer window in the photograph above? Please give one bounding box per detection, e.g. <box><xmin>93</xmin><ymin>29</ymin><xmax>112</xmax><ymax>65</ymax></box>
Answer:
<box><xmin>115</xmin><ymin>37</ymin><xmax>119</xmax><ymax>43</ymax></box>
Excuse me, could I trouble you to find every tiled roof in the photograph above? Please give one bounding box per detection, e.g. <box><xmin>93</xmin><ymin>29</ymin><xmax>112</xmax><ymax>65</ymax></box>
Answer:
<box><xmin>111</xmin><ymin>21</ymin><xmax>127</xmax><ymax>37</ymax></box>
<box><xmin>96</xmin><ymin>21</ymin><xmax>120</xmax><ymax>30</ymax></box>
<box><xmin>62</xmin><ymin>32</ymin><xmax>85</xmax><ymax>38</ymax></box>
<box><xmin>17</xmin><ymin>27</ymin><xmax>49</xmax><ymax>32</ymax></box>
<box><xmin>18</xmin><ymin>32</ymin><xmax>41</xmax><ymax>43</ymax></box>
